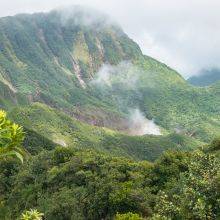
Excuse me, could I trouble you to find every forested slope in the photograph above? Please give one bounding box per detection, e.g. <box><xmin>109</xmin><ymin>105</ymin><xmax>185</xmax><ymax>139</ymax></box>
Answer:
<box><xmin>1</xmin><ymin>133</ymin><xmax>219</xmax><ymax>219</ymax></box>
<box><xmin>9</xmin><ymin>103</ymin><xmax>201</xmax><ymax>161</ymax></box>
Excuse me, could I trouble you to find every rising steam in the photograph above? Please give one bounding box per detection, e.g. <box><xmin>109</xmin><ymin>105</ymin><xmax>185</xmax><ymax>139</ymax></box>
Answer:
<box><xmin>91</xmin><ymin>62</ymin><xmax>161</xmax><ymax>136</ymax></box>
<box><xmin>128</xmin><ymin>108</ymin><xmax>161</xmax><ymax>136</ymax></box>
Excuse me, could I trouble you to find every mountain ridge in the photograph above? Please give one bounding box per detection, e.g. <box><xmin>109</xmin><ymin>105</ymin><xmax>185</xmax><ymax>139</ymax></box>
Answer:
<box><xmin>188</xmin><ymin>68</ymin><xmax>220</xmax><ymax>86</ymax></box>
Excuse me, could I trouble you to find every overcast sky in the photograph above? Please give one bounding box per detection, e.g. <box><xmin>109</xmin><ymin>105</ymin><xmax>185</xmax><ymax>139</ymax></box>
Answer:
<box><xmin>0</xmin><ymin>0</ymin><xmax>220</xmax><ymax>78</ymax></box>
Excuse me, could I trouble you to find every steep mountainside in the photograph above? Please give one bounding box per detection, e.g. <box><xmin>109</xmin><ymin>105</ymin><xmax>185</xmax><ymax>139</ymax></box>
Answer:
<box><xmin>0</xmin><ymin>7</ymin><xmax>219</xmax><ymax>142</ymax></box>
<box><xmin>188</xmin><ymin>68</ymin><xmax>220</xmax><ymax>86</ymax></box>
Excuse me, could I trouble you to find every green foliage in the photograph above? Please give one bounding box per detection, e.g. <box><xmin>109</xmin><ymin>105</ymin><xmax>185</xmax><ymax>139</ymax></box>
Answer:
<box><xmin>209</xmin><ymin>137</ymin><xmax>220</xmax><ymax>152</ymax></box>
<box><xmin>148</xmin><ymin>150</ymin><xmax>189</xmax><ymax>193</ymax></box>
<box><xmin>115</xmin><ymin>212</ymin><xmax>144</xmax><ymax>220</ymax></box>
<box><xmin>153</xmin><ymin>150</ymin><xmax>220</xmax><ymax>219</ymax></box>
<box><xmin>23</xmin><ymin>127</ymin><xmax>56</xmax><ymax>155</ymax></box>
<box><xmin>20</xmin><ymin>209</ymin><xmax>43</xmax><ymax>220</ymax></box>
<box><xmin>1</xmin><ymin>136</ymin><xmax>219</xmax><ymax>219</ymax></box>
<box><xmin>9</xmin><ymin>103</ymin><xmax>201</xmax><ymax>161</ymax></box>
<box><xmin>4</xmin><ymin>147</ymin><xmax>152</xmax><ymax>219</ymax></box>
<box><xmin>0</xmin><ymin>110</ymin><xmax>26</xmax><ymax>162</ymax></box>
<box><xmin>0</xmin><ymin>158</ymin><xmax>20</xmax><ymax>219</ymax></box>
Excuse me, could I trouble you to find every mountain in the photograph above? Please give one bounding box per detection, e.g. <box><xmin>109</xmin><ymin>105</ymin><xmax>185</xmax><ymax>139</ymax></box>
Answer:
<box><xmin>0</xmin><ymin>6</ymin><xmax>219</xmax><ymax>144</ymax></box>
<box><xmin>0</xmin><ymin>7</ymin><xmax>220</xmax><ymax>220</ymax></box>
<box><xmin>188</xmin><ymin>68</ymin><xmax>220</xmax><ymax>86</ymax></box>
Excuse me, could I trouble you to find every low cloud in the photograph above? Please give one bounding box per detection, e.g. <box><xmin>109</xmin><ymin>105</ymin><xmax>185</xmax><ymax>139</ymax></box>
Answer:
<box><xmin>91</xmin><ymin>61</ymin><xmax>139</xmax><ymax>89</ymax></box>
<box><xmin>1</xmin><ymin>0</ymin><xmax>219</xmax><ymax>77</ymax></box>
<box><xmin>54</xmin><ymin>5</ymin><xmax>116</xmax><ymax>29</ymax></box>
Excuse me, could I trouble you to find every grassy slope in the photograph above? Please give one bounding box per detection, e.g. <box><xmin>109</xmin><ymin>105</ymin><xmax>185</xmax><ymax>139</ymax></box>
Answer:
<box><xmin>9</xmin><ymin>103</ymin><xmax>202</xmax><ymax>161</ymax></box>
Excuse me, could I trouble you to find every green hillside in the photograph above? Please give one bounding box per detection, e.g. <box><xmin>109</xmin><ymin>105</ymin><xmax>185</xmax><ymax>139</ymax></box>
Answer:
<box><xmin>0</xmin><ymin>105</ymin><xmax>218</xmax><ymax>219</ymax></box>
<box><xmin>0</xmin><ymin>8</ymin><xmax>219</xmax><ymax>143</ymax></box>
<box><xmin>9</xmin><ymin>103</ymin><xmax>201</xmax><ymax>161</ymax></box>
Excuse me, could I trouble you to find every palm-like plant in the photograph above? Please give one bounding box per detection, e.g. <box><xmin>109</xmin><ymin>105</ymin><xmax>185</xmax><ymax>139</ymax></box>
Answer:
<box><xmin>20</xmin><ymin>209</ymin><xmax>44</xmax><ymax>220</ymax></box>
<box><xmin>0</xmin><ymin>110</ymin><xmax>26</xmax><ymax>163</ymax></box>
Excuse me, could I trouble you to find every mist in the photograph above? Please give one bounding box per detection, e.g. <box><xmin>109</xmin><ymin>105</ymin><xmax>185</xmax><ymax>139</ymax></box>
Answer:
<box><xmin>0</xmin><ymin>0</ymin><xmax>220</xmax><ymax>78</ymax></box>
<box><xmin>128</xmin><ymin>109</ymin><xmax>161</xmax><ymax>136</ymax></box>
<box><xmin>91</xmin><ymin>62</ymin><xmax>139</xmax><ymax>89</ymax></box>
<box><xmin>91</xmin><ymin>62</ymin><xmax>161</xmax><ymax>136</ymax></box>
<box><xmin>54</xmin><ymin>5</ymin><xmax>116</xmax><ymax>29</ymax></box>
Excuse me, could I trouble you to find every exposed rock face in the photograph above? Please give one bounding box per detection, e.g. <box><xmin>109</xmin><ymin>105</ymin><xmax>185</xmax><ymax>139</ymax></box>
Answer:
<box><xmin>71</xmin><ymin>57</ymin><xmax>87</xmax><ymax>88</ymax></box>
<box><xmin>0</xmin><ymin>77</ymin><xmax>17</xmax><ymax>93</ymax></box>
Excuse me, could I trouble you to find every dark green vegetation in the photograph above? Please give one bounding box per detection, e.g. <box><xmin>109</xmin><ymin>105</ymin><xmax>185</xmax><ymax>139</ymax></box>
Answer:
<box><xmin>0</xmin><ymin>7</ymin><xmax>219</xmax><ymax>143</ymax></box>
<box><xmin>0</xmin><ymin>126</ymin><xmax>219</xmax><ymax>219</ymax></box>
<box><xmin>188</xmin><ymin>68</ymin><xmax>220</xmax><ymax>86</ymax></box>
<box><xmin>0</xmin><ymin>110</ymin><xmax>219</xmax><ymax>219</ymax></box>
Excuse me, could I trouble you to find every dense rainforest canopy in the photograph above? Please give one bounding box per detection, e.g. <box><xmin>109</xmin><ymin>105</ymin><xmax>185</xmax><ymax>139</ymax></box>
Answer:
<box><xmin>0</xmin><ymin>112</ymin><xmax>219</xmax><ymax>219</ymax></box>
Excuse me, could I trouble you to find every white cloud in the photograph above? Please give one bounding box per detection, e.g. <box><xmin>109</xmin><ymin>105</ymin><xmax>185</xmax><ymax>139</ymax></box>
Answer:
<box><xmin>0</xmin><ymin>0</ymin><xmax>220</xmax><ymax>77</ymax></box>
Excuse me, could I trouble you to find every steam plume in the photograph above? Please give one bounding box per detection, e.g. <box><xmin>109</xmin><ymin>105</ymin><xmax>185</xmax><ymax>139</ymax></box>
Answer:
<box><xmin>91</xmin><ymin>62</ymin><xmax>161</xmax><ymax>136</ymax></box>
<box><xmin>128</xmin><ymin>108</ymin><xmax>161</xmax><ymax>135</ymax></box>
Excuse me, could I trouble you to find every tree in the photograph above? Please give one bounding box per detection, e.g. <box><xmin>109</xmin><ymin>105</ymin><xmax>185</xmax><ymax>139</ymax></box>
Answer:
<box><xmin>152</xmin><ymin>150</ymin><xmax>220</xmax><ymax>219</ymax></box>
<box><xmin>0</xmin><ymin>110</ymin><xmax>26</xmax><ymax>163</ymax></box>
